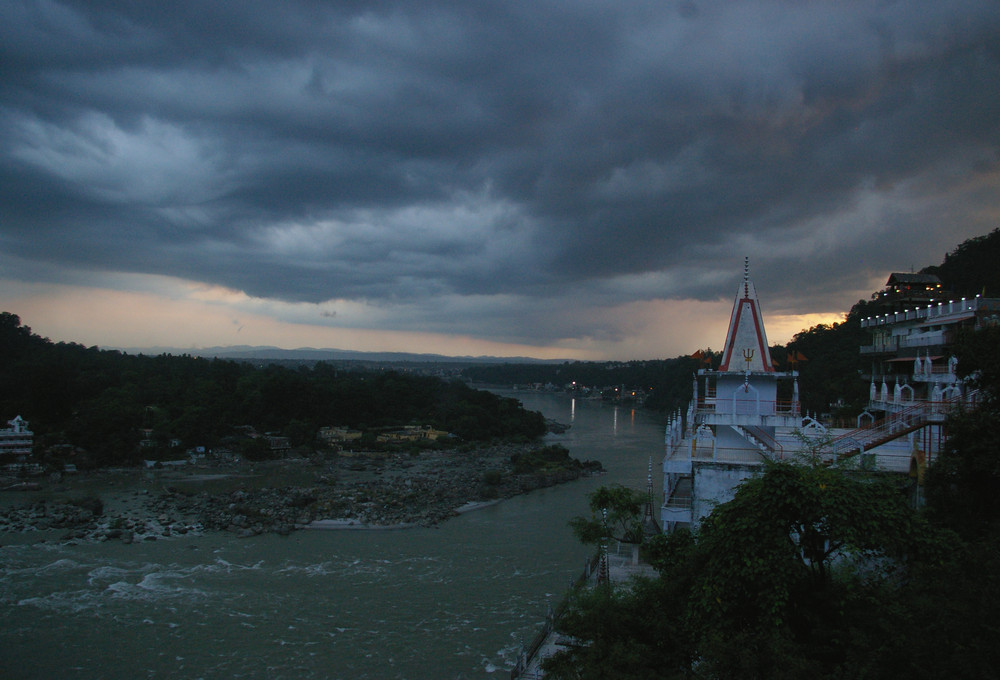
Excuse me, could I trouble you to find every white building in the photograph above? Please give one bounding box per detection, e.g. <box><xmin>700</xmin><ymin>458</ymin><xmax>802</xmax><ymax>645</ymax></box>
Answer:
<box><xmin>857</xmin><ymin>278</ymin><xmax>997</xmax><ymax>482</ymax></box>
<box><xmin>0</xmin><ymin>415</ymin><xmax>34</xmax><ymax>467</ymax></box>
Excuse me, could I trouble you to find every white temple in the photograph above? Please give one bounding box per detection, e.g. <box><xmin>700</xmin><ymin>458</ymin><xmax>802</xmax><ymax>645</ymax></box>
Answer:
<box><xmin>660</xmin><ymin>262</ymin><xmax>993</xmax><ymax>531</ymax></box>
<box><xmin>661</xmin><ymin>259</ymin><xmax>801</xmax><ymax>531</ymax></box>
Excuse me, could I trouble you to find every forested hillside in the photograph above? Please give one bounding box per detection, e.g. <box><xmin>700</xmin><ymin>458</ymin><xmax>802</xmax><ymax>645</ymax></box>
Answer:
<box><xmin>923</xmin><ymin>227</ymin><xmax>1000</xmax><ymax>298</ymax></box>
<box><xmin>0</xmin><ymin>313</ymin><xmax>545</xmax><ymax>468</ymax></box>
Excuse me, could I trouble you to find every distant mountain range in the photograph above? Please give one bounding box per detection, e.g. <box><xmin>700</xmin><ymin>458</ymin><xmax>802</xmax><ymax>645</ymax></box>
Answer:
<box><xmin>105</xmin><ymin>344</ymin><xmax>566</xmax><ymax>365</ymax></box>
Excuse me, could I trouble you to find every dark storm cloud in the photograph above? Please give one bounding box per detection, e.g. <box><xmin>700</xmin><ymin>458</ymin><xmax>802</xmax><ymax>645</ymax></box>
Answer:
<box><xmin>2</xmin><ymin>0</ymin><xmax>999</xmax><ymax>345</ymax></box>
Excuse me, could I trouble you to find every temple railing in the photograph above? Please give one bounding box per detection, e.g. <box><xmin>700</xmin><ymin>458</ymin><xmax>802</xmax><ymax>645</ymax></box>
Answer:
<box><xmin>694</xmin><ymin>399</ymin><xmax>800</xmax><ymax>415</ymax></box>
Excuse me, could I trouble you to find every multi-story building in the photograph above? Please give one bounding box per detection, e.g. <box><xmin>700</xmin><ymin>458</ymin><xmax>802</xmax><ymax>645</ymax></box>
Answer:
<box><xmin>0</xmin><ymin>415</ymin><xmax>34</xmax><ymax>467</ymax></box>
<box><xmin>857</xmin><ymin>275</ymin><xmax>998</xmax><ymax>480</ymax></box>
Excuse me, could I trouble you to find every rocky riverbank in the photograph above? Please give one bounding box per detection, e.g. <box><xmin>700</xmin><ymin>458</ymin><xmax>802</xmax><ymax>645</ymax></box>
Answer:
<box><xmin>0</xmin><ymin>442</ymin><xmax>603</xmax><ymax>543</ymax></box>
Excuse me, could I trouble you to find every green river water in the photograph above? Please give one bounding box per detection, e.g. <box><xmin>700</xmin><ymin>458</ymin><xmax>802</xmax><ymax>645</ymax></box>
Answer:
<box><xmin>0</xmin><ymin>392</ymin><xmax>664</xmax><ymax>679</ymax></box>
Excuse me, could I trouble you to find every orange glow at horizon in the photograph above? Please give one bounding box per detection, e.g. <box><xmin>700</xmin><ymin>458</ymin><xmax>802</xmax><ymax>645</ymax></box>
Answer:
<box><xmin>1</xmin><ymin>276</ymin><xmax>848</xmax><ymax>361</ymax></box>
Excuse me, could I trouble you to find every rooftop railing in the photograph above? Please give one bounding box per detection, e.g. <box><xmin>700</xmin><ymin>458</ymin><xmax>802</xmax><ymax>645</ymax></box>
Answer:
<box><xmin>861</xmin><ymin>296</ymin><xmax>987</xmax><ymax>329</ymax></box>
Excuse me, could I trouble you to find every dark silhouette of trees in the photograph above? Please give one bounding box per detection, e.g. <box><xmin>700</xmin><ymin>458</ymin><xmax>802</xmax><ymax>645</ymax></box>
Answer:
<box><xmin>0</xmin><ymin>314</ymin><xmax>546</xmax><ymax>467</ymax></box>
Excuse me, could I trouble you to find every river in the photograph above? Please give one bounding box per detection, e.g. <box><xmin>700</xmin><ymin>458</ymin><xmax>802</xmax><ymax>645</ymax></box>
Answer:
<box><xmin>0</xmin><ymin>392</ymin><xmax>664</xmax><ymax>679</ymax></box>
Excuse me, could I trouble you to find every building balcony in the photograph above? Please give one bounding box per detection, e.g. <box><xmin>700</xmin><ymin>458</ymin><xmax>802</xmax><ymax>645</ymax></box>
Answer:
<box><xmin>694</xmin><ymin>398</ymin><xmax>799</xmax><ymax>414</ymax></box>
<box><xmin>860</xmin><ymin>343</ymin><xmax>896</xmax><ymax>355</ymax></box>
<box><xmin>912</xmin><ymin>368</ymin><xmax>960</xmax><ymax>384</ymax></box>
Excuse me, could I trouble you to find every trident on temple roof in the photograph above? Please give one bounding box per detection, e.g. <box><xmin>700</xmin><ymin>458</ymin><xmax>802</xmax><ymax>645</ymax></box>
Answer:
<box><xmin>743</xmin><ymin>348</ymin><xmax>754</xmax><ymax>391</ymax></box>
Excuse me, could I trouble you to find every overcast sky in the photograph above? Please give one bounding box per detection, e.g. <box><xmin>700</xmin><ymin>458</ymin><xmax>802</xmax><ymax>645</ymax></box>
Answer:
<box><xmin>2</xmin><ymin>1</ymin><xmax>998</xmax><ymax>359</ymax></box>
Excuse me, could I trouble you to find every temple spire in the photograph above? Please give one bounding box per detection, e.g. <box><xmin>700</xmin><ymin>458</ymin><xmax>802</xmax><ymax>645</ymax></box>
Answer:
<box><xmin>718</xmin><ymin>257</ymin><xmax>774</xmax><ymax>373</ymax></box>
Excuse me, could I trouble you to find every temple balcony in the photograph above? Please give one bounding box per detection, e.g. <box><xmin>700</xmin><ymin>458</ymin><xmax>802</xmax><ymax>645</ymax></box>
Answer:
<box><xmin>868</xmin><ymin>367</ymin><xmax>960</xmax><ymax>387</ymax></box>
<box><xmin>666</xmin><ymin>442</ymin><xmax>783</xmax><ymax>465</ymax></box>
<box><xmin>699</xmin><ymin>412</ymin><xmax>802</xmax><ymax>427</ymax></box>
<box><xmin>697</xmin><ymin>368</ymin><xmax>799</xmax><ymax>379</ymax></box>
<box><xmin>869</xmin><ymin>400</ymin><xmax>949</xmax><ymax>422</ymax></box>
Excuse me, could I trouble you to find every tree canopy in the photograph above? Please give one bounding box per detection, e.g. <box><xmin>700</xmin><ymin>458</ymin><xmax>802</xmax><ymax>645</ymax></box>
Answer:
<box><xmin>548</xmin><ymin>461</ymin><xmax>963</xmax><ymax>680</ymax></box>
<box><xmin>0</xmin><ymin>313</ymin><xmax>546</xmax><ymax>467</ymax></box>
<box><xmin>569</xmin><ymin>485</ymin><xmax>648</xmax><ymax>546</ymax></box>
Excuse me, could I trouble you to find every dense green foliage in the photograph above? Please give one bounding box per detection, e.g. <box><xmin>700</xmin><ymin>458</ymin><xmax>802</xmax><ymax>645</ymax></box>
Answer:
<box><xmin>780</xmin><ymin>297</ymin><xmax>878</xmax><ymax>418</ymax></box>
<box><xmin>0</xmin><ymin>313</ymin><xmax>546</xmax><ymax>467</ymax></box>
<box><xmin>924</xmin><ymin>324</ymin><xmax>1000</xmax><ymax>539</ymax></box>
<box><xmin>510</xmin><ymin>444</ymin><xmax>599</xmax><ymax>476</ymax></box>
<box><xmin>922</xmin><ymin>227</ymin><xmax>1000</xmax><ymax>298</ymax></box>
<box><xmin>548</xmin><ymin>456</ymin><xmax>1000</xmax><ymax>680</ymax></box>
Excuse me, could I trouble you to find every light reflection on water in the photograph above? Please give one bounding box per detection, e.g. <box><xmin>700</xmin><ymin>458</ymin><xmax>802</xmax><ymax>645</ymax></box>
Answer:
<box><xmin>0</xmin><ymin>392</ymin><xmax>664</xmax><ymax>680</ymax></box>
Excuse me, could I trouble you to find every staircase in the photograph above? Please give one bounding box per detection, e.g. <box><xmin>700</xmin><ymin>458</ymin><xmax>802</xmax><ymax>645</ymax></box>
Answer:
<box><xmin>830</xmin><ymin>402</ymin><xmax>936</xmax><ymax>458</ymax></box>
<box><xmin>735</xmin><ymin>425</ymin><xmax>784</xmax><ymax>459</ymax></box>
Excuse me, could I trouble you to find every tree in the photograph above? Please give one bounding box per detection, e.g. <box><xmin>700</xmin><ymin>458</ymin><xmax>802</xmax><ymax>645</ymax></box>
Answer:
<box><xmin>686</xmin><ymin>463</ymin><xmax>938</xmax><ymax>679</ymax></box>
<box><xmin>548</xmin><ymin>462</ymin><xmax>947</xmax><ymax>680</ymax></box>
<box><xmin>925</xmin><ymin>325</ymin><xmax>1000</xmax><ymax>536</ymax></box>
<box><xmin>543</xmin><ymin>571</ymin><xmax>696</xmax><ymax>680</ymax></box>
<box><xmin>569</xmin><ymin>485</ymin><xmax>647</xmax><ymax>547</ymax></box>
